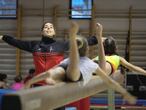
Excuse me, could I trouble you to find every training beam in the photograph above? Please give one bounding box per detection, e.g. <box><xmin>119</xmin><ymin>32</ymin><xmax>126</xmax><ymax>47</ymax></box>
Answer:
<box><xmin>1</xmin><ymin>76</ymin><xmax>120</xmax><ymax>110</ymax></box>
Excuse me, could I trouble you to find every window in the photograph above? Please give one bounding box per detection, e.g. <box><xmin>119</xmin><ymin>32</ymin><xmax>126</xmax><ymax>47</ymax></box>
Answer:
<box><xmin>0</xmin><ymin>0</ymin><xmax>17</xmax><ymax>18</ymax></box>
<box><xmin>70</xmin><ymin>0</ymin><xmax>93</xmax><ymax>19</ymax></box>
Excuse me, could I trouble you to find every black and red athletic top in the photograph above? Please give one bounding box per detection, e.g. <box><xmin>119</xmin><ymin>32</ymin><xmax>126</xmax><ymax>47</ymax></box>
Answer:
<box><xmin>2</xmin><ymin>35</ymin><xmax>97</xmax><ymax>85</ymax></box>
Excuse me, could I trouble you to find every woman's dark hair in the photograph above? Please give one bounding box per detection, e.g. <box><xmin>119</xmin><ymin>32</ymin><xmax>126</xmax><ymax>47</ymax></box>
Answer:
<box><xmin>76</xmin><ymin>35</ymin><xmax>88</xmax><ymax>57</ymax></box>
<box><xmin>41</xmin><ymin>22</ymin><xmax>48</xmax><ymax>31</ymax></box>
<box><xmin>29</xmin><ymin>68</ymin><xmax>35</xmax><ymax>74</ymax></box>
<box><xmin>14</xmin><ymin>75</ymin><xmax>22</xmax><ymax>82</ymax></box>
<box><xmin>0</xmin><ymin>73</ymin><xmax>7</xmax><ymax>81</ymax></box>
<box><xmin>41</xmin><ymin>22</ymin><xmax>55</xmax><ymax>31</ymax></box>
<box><xmin>103</xmin><ymin>36</ymin><xmax>117</xmax><ymax>55</ymax></box>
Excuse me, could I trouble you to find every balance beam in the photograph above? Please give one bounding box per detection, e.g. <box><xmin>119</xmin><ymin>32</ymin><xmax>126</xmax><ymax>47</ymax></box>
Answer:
<box><xmin>1</xmin><ymin>76</ymin><xmax>118</xmax><ymax>110</ymax></box>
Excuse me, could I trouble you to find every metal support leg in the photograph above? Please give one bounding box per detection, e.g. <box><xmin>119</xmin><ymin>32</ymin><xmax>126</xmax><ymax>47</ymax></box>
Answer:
<box><xmin>108</xmin><ymin>88</ymin><xmax>115</xmax><ymax>110</ymax></box>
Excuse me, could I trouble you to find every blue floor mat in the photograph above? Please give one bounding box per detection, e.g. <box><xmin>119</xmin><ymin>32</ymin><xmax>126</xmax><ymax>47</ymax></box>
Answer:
<box><xmin>0</xmin><ymin>89</ymin><xmax>15</xmax><ymax>110</ymax></box>
<box><xmin>90</xmin><ymin>97</ymin><xmax>146</xmax><ymax>106</ymax></box>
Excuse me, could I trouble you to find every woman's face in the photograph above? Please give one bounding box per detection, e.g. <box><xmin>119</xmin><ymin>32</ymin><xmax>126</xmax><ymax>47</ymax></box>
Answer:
<box><xmin>42</xmin><ymin>23</ymin><xmax>56</xmax><ymax>38</ymax></box>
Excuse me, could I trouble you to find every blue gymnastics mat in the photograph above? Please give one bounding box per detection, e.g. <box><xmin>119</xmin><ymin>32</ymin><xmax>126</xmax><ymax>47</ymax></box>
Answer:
<box><xmin>90</xmin><ymin>97</ymin><xmax>146</xmax><ymax>106</ymax></box>
<box><xmin>0</xmin><ymin>89</ymin><xmax>15</xmax><ymax>110</ymax></box>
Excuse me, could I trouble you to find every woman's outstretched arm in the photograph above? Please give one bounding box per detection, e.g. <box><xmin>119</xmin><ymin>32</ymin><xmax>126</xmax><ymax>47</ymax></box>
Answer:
<box><xmin>95</xmin><ymin>23</ymin><xmax>112</xmax><ymax>75</ymax></box>
<box><xmin>120</xmin><ymin>57</ymin><xmax>146</xmax><ymax>76</ymax></box>
<box><xmin>95</xmin><ymin>23</ymin><xmax>106</xmax><ymax>71</ymax></box>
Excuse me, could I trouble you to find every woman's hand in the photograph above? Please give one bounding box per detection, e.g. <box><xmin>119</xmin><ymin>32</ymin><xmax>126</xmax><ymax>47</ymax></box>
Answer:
<box><xmin>96</xmin><ymin>23</ymin><xmax>103</xmax><ymax>37</ymax></box>
<box><xmin>0</xmin><ymin>35</ymin><xmax>3</xmax><ymax>40</ymax></box>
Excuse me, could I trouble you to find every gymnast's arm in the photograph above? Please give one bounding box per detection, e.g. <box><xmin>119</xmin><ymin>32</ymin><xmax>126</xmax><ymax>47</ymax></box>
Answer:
<box><xmin>95</xmin><ymin>23</ymin><xmax>106</xmax><ymax>71</ymax></box>
<box><xmin>0</xmin><ymin>35</ymin><xmax>34</xmax><ymax>52</ymax></box>
<box><xmin>120</xmin><ymin>57</ymin><xmax>146</xmax><ymax>76</ymax></box>
<box><xmin>66</xmin><ymin>21</ymin><xmax>80</xmax><ymax>81</ymax></box>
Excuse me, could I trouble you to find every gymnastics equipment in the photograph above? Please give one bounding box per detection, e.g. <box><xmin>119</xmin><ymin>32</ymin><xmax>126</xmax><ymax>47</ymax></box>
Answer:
<box><xmin>1</xmin><ymin>76</ymin><xmax>109</xmax><ymax>110</ymax></box>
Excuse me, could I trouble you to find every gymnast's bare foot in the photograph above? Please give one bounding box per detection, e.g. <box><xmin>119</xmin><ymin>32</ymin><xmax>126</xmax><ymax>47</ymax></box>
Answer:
<box><xmin>123</xmin><ymin>93</ymin><xmax>137</xmax><ymax>104</ymax></box>
<box><xmin>24</xmin><ymin>81</ymin><xmax>32</xmax><ymax>89</ymax></box>
<box><xmin>45</xmin><ymin>78</ymin><xmax>56</xmax><ymax>85</ymax></box>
